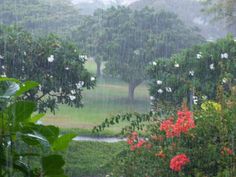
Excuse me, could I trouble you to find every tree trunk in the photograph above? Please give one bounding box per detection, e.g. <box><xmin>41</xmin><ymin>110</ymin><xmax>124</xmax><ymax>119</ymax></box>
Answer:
<box><xmin>95</xmin><ymin>61</ymin><xmax>101</xmax><ymax>77</ymax></box>
<box><xmin>128</xmin><ymin>81</ymin><xmax>139</xmax><ymax>102</ymax></box>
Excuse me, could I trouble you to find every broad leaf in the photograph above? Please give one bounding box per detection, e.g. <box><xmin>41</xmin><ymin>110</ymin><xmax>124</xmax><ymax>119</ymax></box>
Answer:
<box><xmin>52</xmin><ymin>133</ymin><xmax>76</xmax><ymax>151</ymax></box>
<box><xmin>30</xmin><ymin>113</ymin><xmax>45</xmax><ymax>123</ymax></box>
<box><xmin>42</xmin><ymin>155</ymin><xmax>65</xmax><ymax>176</ymax></box>
<box><xmin>7</xmin><ymin>101</ymin><xmax>36</xmax><ymax>123</ymax></box>
<box><xmin>15</xmin><ymin>81</ymin><xmax>39</xmax><ymax>96</ymax></box>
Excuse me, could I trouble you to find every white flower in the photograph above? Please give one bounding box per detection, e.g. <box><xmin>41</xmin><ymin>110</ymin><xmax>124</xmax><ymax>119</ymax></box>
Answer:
<box><xmin>152</xmin><ymin>61</ymin><xmax>157</xmax><ymax>66</ymax></box>
<box><xmin>193</xmin><ymin>96</ymin><xmax>198</xmax><ymax>105</ymax></box>
<box><xmin>189</xmin><ymin>70</ymin><xmax>195</xmax><ymax>76</ymax></box>
<box><xmin>69</xmin><ymin>95</ymin><xmax>76</xmax><ymax>101</ymax></box>
<box><xmin>65</xmin><ymin>67</ymin><xmax>70</xmax><ymax>70</ymax></box>
<box><xmin>1</xmin><ymin>65</ymin><xmax>5</xmax><ymax>69</ymax></box>
<box><xmin>174</xmin><ymin>63</ymin><xmax>179</xmax><ymax>68</ymax></box>
<box><xmin>158</xmin><ymin>89</ymin><xmax>163</xmax><ymax>94</ymax></box>
<box><xmin>79</xmin><ymin>55</ymin><xmax>88</xmax><ymax>60</ymax></box>
<box><xmin>0</xmin><ymin>55</ymin><xmax>4</xmax><ymax>59</ymax></box>
<box><xmin>165</xmin><ymin>87</ymin><xmax>172</xmax><ymax>93</ymax></box>
<box><xmin>222</xmin><ymin>78</ymin><xmax>227</xmax><ymax>83</ymax></box>
<box><xmin>23</xmin><ymin>51</ymin><xmax>27</xmax><ymax>56</ymax></box>
<box><xmin>196</xmin><ymin>53</ymin><xmax>202</xmax><ymax>59</ymax></box>
<box><xmin>156</xmin><ymin>80</ymin><xmax>162</xmax><ymax>85</ymax></box>
<box><xmin>71</xmin><ymin>90</ymin><xmax>76</xmax><ymax>95</ymax></box>
<box><xmin>202</xmin><ymin>95</ymin><xmax>208</xmax><ymax>100</ymax></box>
<box><xmin>74</xmin><ymin>49</ymin><xmax>77</xmax><ymax>53</ymax></box>
<box><xmin>209</xmin><ymin>63</ymin><xmax>215</xmax><ymax>70</ymax></box>
<box><xmin>90</xmin><ymin>77</ymin><xmax>95</xmax><ymax>81</ymax></box>
<box><xmin>221</xmin><ymin>53</ymin><xmax>228</xmax><ymax>59</ymax></box>
<box><xmin>150</xmin><ymin>96</ymin><xmax>155</xmax><ymax>100</ymax></box>
<box><xmin>1</xmin><ymin>73</ymin><xmax>6</xmax><ymax>77</ymax></box>
<box><xmin>76</xmin><ymin>81</ymin><xmax>84</xmax><ymax>89</ymax></box>
<box><xmin>50</xmin><ymin>75</ymin><xmax>53</xmax><ymax>78</ymax></box>
<box><xmin>38</xmin><ymin>85</ymin><xmax>42</xmax><ymax>91</ymax></box>
<box><xmin>47</xmin><ymin>55</ymin><xmax>54</xmax><ymax>62</ymax></box>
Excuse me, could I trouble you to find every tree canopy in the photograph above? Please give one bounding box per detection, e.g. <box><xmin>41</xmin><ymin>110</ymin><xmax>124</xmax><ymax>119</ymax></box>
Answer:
<box><xmin>0</xmin><ymin>0</ymin><xmax>82</xmax><ymax>36</ymax></box>
<box><xmin>0</xmin><ymin>25</ymin><xmax>95</xmax><ymax>113</ymax></box>
<box><xmin>100</xmin><ymin>7</ymin><xmax>203</xmax><ymax>101</ymax></box>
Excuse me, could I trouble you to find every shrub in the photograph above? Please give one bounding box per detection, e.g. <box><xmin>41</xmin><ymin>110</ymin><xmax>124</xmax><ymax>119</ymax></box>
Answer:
<box><xmin>0</xmin><ymin>78</ymin><xmax>76</xmax><ymax>176</ymax></box>
<box><xmin>148</xmin><ymin>35</ymin><xmax>236</xmax><ymax>111</ymax></box>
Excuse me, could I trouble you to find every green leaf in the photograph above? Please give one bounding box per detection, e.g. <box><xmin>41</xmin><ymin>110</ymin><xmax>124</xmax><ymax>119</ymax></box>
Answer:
<box><xmin>21</xmin><ymin>133</ymin><xmax>49</xmax><ymax>147</ymax></box>
<box><xmin>42</xmin><ymin>155</ymin><xmax>65</xmax><ymax>176</ymax></box>
<box><xmin>0</xmin><ymin>77</ymin><xmax>20</xmax><ymax>83</ymax></box>
<box><xmin>30</xmin><ymin>113</ymin><xmax>45</xmax><ymax>123</ymax></box>
<box><xmin>7</xmin><ymin>101</ymin><xmax>36</xmax><ymax>122</ymax></box>
<box><xmin>15</xmin><ymin>81</ymin><xmax>39</xmax><ymax>96</ymax></box>
<box><xmin>35</xmin><ymin>125</ymin><xmax>60</xmax><ymax>144</ymax></box>
<box><xmin>52</xmin><ymin>133</ymin><xmax>76</xmax><ymax>151</ymax></box>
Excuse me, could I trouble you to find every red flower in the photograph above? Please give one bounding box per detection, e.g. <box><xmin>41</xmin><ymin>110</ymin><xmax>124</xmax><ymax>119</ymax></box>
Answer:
<box><xmin>160</xmin><ymin>117</ymin><xmax>176</xmax><ymax>138</ymax></box>
<box><xmin>127</xmin><ymin>132</ymin><xmax>146</xmax><ymax>151</ymax></box>
<box><xmin>221</xmin><ymin>147</ymin><xmax>233</xmax><ymax>155</ymax></box>
<box><xmin>160</xmin><ymin>109</ymin><xmax>195</xmax><ymax>138</ymax></box>
<box><xmin>136</xmin><ymin>139</ymin><xmax>146</xmax><ymax>148</ymax></box>
<box><xmin>175</xmin><ymin>110</ymin><xmax>195</xmax><ymax>133</ymax></box>
<box><xmin>170</xmin><ymin>154</ymin><xmax>190</xmax><ymax>172</ymax></box>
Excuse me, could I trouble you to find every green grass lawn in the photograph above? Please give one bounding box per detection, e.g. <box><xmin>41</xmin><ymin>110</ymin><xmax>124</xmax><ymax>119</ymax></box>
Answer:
<box><xmin>64</xmin><ymin>141</ymin><xmax>126</xmax><ymax>177</ymax></box>
<box><xmin>42</xmin><ymin>60</ymin><xmax>150</xmax><ymax>135</ymax></box>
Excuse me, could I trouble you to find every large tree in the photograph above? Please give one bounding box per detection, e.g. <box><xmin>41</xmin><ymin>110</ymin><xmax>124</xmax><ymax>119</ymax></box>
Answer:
<box><xmin>0</xmin><ymin>0</ymin><xmax>82</xmax><ymax>36</ymax></box>
<box><xmin>0</xmin><ymin>25</ymin><xmax>95</xmax><ymax>113</ymax></box>
<box><xmin>71</xmin><ymin>9</ymin><xmax>108</xmax><ymax>77</ymax></box>
<box><xmin>102</xmin><ymin>7</ymin><xmax>203</xmax><ymax>101</ymax></box>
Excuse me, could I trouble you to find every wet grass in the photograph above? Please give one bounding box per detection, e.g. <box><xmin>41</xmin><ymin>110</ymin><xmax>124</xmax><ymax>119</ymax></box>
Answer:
<box><xmin>65</xmin><ymin>141</ymin><xmax>126</xmax><ymax>177</ymax></box>
<box><xmin>42</xmin><ymin>60</ymin><xmax>150</xmax><ymax>135</ymax></box>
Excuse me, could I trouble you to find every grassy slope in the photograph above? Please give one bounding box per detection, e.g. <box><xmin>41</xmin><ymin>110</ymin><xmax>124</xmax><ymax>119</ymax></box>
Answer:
<box><xmin>42</xmin><ymin>60</ymin><xmax>150</xmax><ymax>134</ymax></box>
<box><xmin>64</xmin><ymin>141</ymin><xmax>126</xmax><ymax>177</ymax></box>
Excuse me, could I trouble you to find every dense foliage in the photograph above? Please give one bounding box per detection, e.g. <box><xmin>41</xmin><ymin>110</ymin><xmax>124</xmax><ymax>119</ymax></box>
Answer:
<box><xmin>0</xmin><ymin>25</ymin><xmax>95</xmax><ymax>113</ymax></box>
<box><xmin>73</xmin><ymin>7</ymin><xmax>204</xmax><ymax>101</ymax></box>
<box><xmin>202</xmin><ymin>0</ymin><xmax>236</xmax><ymax>35</ymax></box>
<box><xmin>95</xmin><ymin>96</ymin><xmax>236</xmax><ymax>176</ymax></box>
<box><xmin>148</xmin><ymin>36</ymin><xmax>236</xmax><ymax>110</ymax></box>
<box><xmin>0</xmin><ymin>78</ymin><xmax>75</xmax><ymax>177</ymax></box>
<box><xmin>0</xmin><ymin>0</ymin><xmax>82</xmax><ymax>36</ymax></box>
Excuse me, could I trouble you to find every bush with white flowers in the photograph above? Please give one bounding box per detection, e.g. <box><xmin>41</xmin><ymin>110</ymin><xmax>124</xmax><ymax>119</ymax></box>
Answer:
<box><xmin>0</xmin><ymin>25</ymin><xmax>95</xmax><ymax>113</ymax></box>
<box><xmin>148</xmin><ymin>35</ymin><xmax>236</xmax><ymax>110</ymax></box>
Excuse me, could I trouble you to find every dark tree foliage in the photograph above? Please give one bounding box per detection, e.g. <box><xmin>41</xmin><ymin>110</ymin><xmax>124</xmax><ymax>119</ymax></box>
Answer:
<box><xmin>0</xmin><ymin>0</ymin><xmax>82</xmax><ymax>36</ymax></box>
<box><xmin>0</xmin><ymin>25</ymin><xmax>95</xmax><ymax>113</ymax></box>
<box><xmin>102</xmin><ymin>7</ymin><xmax>203</xmax><ymax>101</ymax></box>
<box><xmin>71</xmin><ymin>9</ymin><xmax>108</xmax><ymax>77</ymax></box>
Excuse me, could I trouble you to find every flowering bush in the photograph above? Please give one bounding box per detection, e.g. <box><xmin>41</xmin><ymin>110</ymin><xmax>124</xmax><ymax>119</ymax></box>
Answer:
<box><xmin>108</xmin><ymin>99</ymin><xmax>235</xmax><ymax>177</ymax></box>
<box><xmin>148</xmin><ymin>36</ymin><xmax>236</xmax><ymax>110</ymax></box>
<box><xmin>170</xmin><ymin>154</ymin><xmax>190</xmax><ymax>172</ymax></box>
<box><xmin>160</xmin><ymin>108</ymin><xmax>195</xmax><ymax>138</ymax></box>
